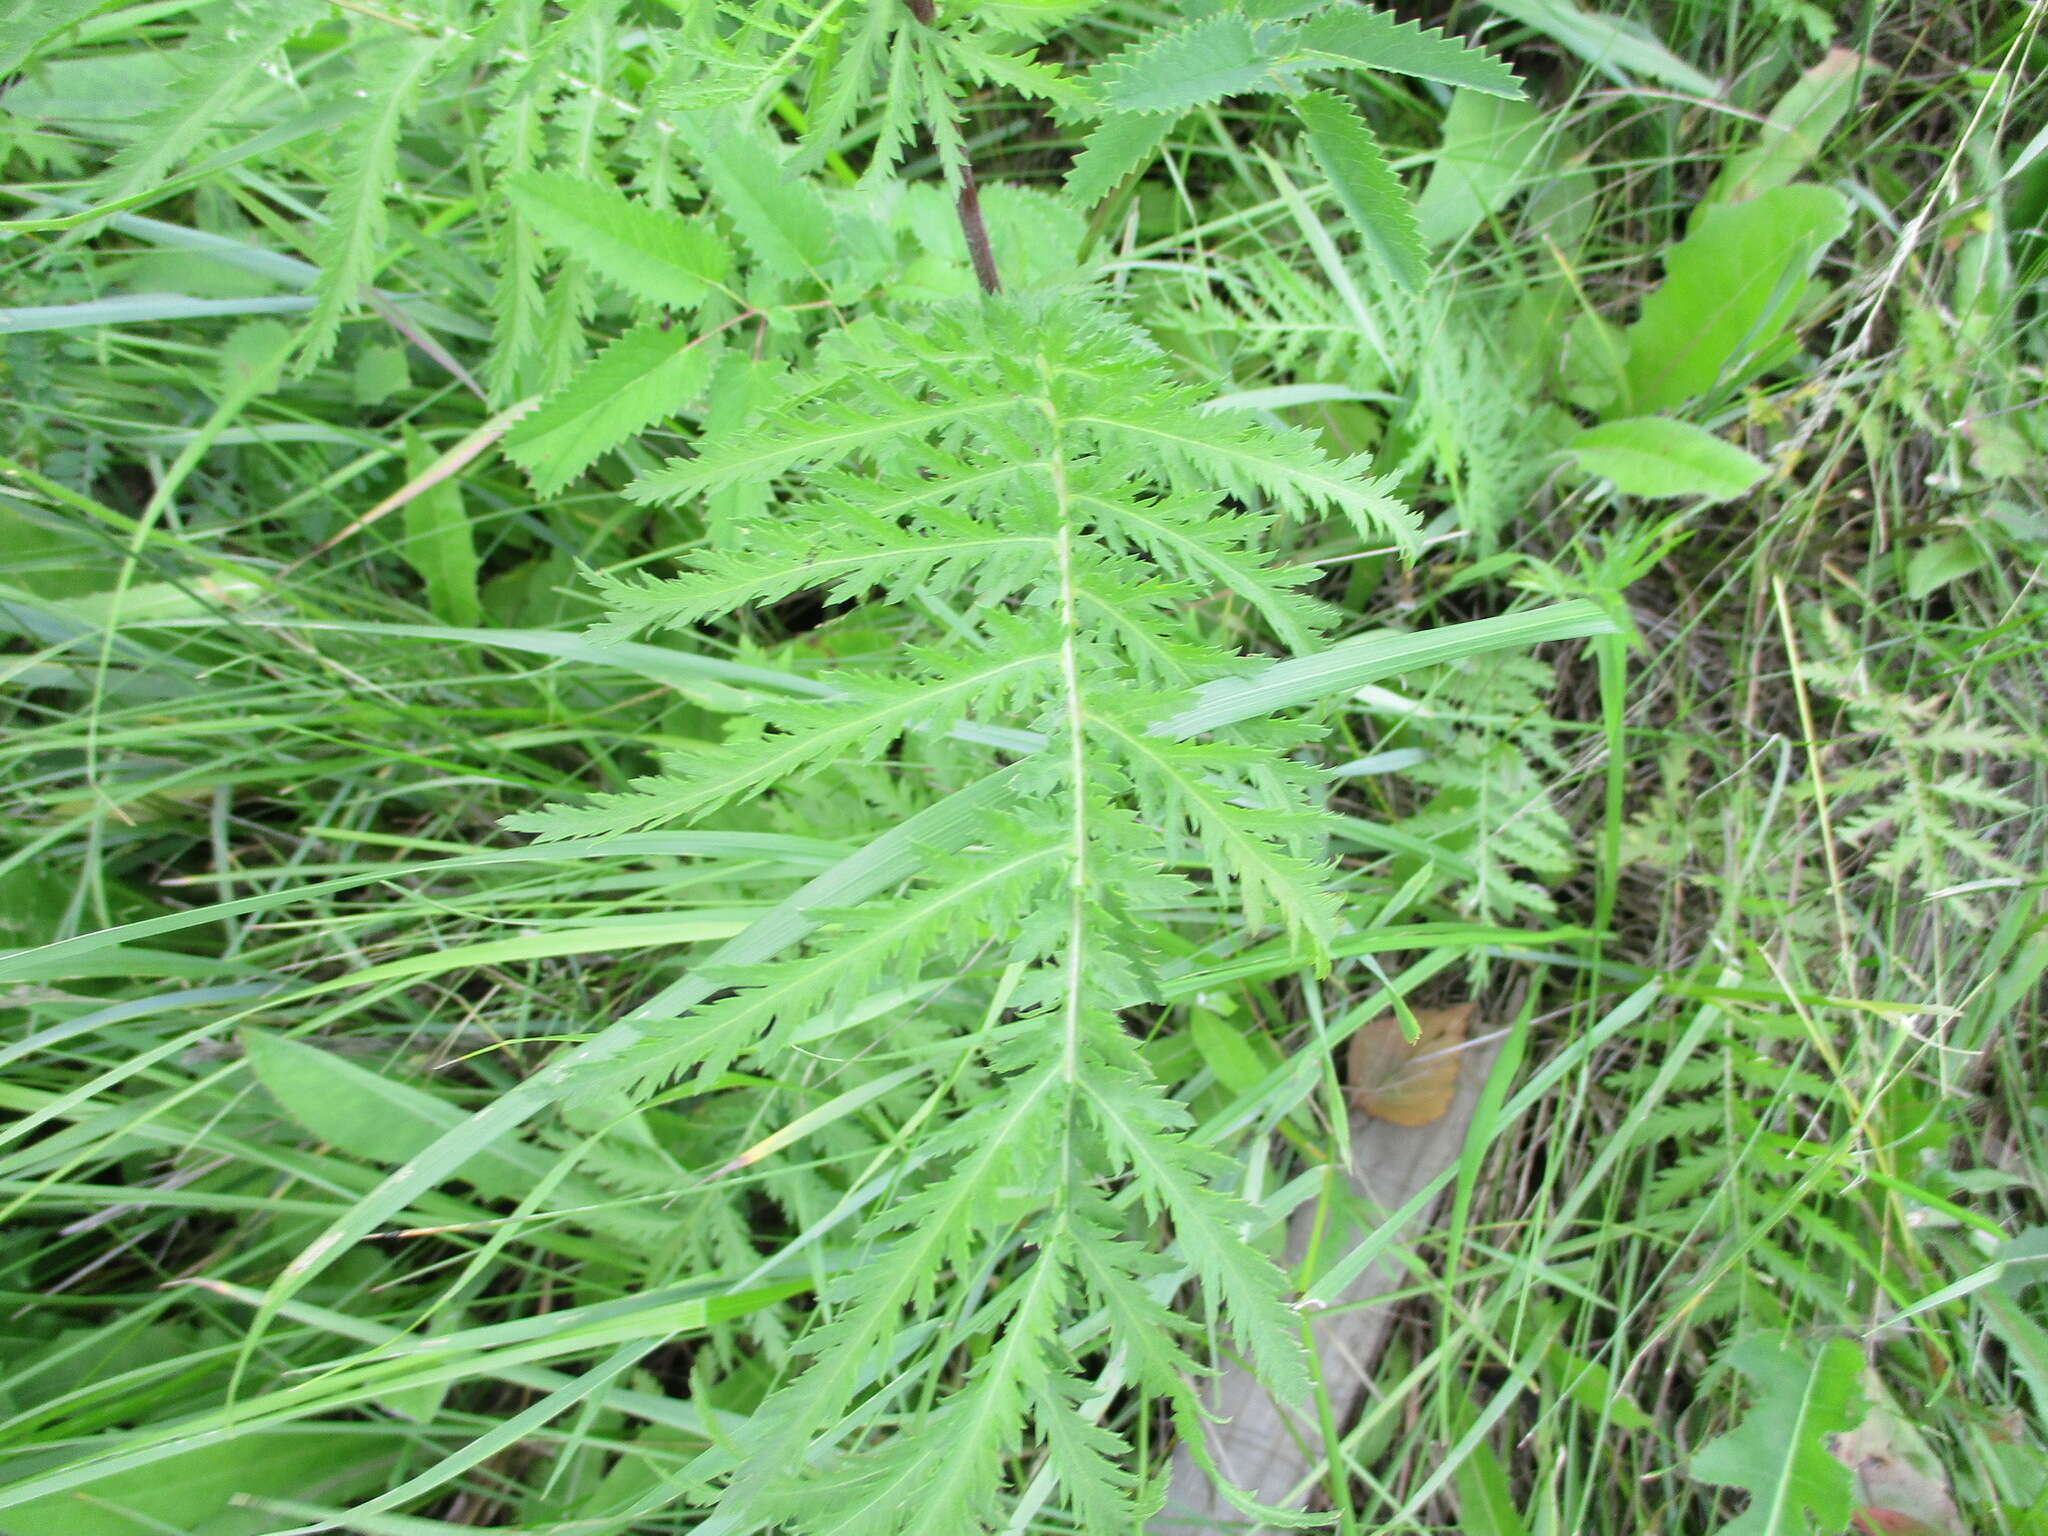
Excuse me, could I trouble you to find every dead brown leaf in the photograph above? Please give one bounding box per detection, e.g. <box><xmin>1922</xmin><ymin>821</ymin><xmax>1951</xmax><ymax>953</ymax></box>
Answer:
<box><xmin>1346</xmin><ymin>1002</ymin><xmax>1473</xmax><ymax>1127</ymax></box>
<box><xmin>1833</xmin><ymin>1371</ymin><xmax>1968</xmax><ymax>1536</ymax></box>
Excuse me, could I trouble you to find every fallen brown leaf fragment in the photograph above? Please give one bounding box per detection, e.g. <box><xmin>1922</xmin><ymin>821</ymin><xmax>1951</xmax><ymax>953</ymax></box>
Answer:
<box><xmin>1346</xmin><ymin>1001</ymin><xmax>1473</xmax><ymax>1126</ymax></box>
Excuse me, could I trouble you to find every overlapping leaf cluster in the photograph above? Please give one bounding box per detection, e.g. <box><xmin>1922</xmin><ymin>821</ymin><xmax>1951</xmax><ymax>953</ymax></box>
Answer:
<box><xmin>506</xmin><ymin>293</ymin><xmax>1418</xmax><ymax>1528</ymax></box>
<box><xmin>0</xmin><ymin>1</ymin><xmax>1541</xmax><ymax>1528</ymax></box>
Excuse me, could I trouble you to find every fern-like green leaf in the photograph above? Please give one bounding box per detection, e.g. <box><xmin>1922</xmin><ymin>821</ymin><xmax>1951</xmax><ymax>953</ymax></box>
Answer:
<box><xmin>584</xmin><ymin>523</ymin><xmax>1055</xmax><ymax>640</ymax></box>
<box><xmin>98</xmin><ymin>3</ymin><xmax>312</xmax><ymax>206</ymax></box>
<box><xmin>1082</xmin><ymin>1064</ymin><xmax>1310</xmax><ymax>1398</ymax></box>
<box><xmin>507</xmin><ymin>642</ymin><xmax>1062</xmax><ymax>840</ymax></box>
<box><xmin>514</xmin><ymin>295</ymin><xmax>1421</xmax><ymax>1529</ymax></box>
<box><xmin>299</xmin><ymin>35</ymin><xmax>449</xmax><ymax>367</ymax></box>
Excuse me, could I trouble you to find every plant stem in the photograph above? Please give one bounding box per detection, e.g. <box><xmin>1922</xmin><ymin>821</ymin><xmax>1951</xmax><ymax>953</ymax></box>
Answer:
<box><xmin>901</xmin><ymin>0</ymin><xmax>1003</xmax><ymax>295</ymax></box>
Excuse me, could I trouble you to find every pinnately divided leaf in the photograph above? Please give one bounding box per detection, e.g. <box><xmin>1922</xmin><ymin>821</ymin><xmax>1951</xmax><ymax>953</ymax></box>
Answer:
<box><xmin>299</xmin><ymin>35</ymin><xmax>448</xmax><ymax>367</ymax></box>
<box><xmin>510</xmin><ymin>294</ymin><xmax>1382</xmax><ymax>1528</ymax></box>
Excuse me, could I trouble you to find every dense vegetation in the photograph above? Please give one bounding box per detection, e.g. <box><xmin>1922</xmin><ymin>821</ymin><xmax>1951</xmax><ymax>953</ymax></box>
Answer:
<box><xmin>2</xmin><ymin>0</ymin><xmax>2044</xmax><ymax>1532</ymax></box>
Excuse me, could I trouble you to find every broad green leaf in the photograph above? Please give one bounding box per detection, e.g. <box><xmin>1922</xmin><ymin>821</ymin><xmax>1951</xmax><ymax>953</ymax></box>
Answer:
<box><xmin>1540</xmin><ymin>1328</ymin><xmax>1656</xmax><ymax>1431</ymax></box>
<box><xmin>243</xmin><ymin>1028</ymin><xmax>538</xmax><ymax>1185</ymax></box>
<box><xmin>1451</xmin><ymin>1435</ymin><xmax>1532</xmax><ymax>1536</ymax></box>
<box><xmin>238</xmin><ymin>1030</ymin><xmax>674</xmax><ymax>1251</ymax></box>
<box><xmin>1690</xmin><ymin>1335</ymin><xmax>1866</xmax><ymax>1536</ymax></box>
<box><xmin>1293</xmin><ymin>89</ymin><xmax>1427</xmax><ymax>291</ymax></box>
<box><xmin>507</xmin><ymin>170</ymin><xmax>732</xmax><ymax>308</ymax></box>
<box><xmin>397</xmin><ymin>428</ymin><xmax>481</xmax><ymax>626</ymax></box>
<box><xmin>1710</xmin><ymin>50</ymin><xmax>1877</xmax><ymax>205</ymax></box>
<box><xmin>1478</xmin><ymin>0</ymin><xmax>1718</xmax><ymax>96</ymax></box>
<box><xmin>1293</xmin><ymin>8</ymin><xmax>1523</xmax><ymax>99</ymax></box>
<box><xmin>1092</xmin><ymin>12</ymin><xmax>1279</xmax><ymax>114</ymax></box>
<box><xmin>1414</xmin><ymin>90</ymin><xmax>1551</xmax><ymax>248</ymax></box>
<box><xmin>1189</xmin><ymin>1006</ymin><xmax>1272</xmax><ymax>1096</ymax></box>
<box><xmin>1903</xmin><ymin>535</ymin><xmax>1990</xmax><ymax>599</ymax></box>
<box><xmin>1622</xmin><ymin>184</ymin><xmax>1851</xmax><ymax>413</ymax></box>
<box><xmin>505</xmin><ymin>323</ymin><xmax>722</xmax><ymax>495</ymax></box>
<box><xmin>0</xmin><ymin>48</ymin><xmax>175</xmax><ymax>121</ymax></box>
<box><xmin>1567</xmin><ymin>417</ymin><xmax>1769</xmax><ymax>501</ymax></box>
<box><xmin>352</xmin><ymin>341</ymin><xmax>409</xmax><ymax>405</ymax></box>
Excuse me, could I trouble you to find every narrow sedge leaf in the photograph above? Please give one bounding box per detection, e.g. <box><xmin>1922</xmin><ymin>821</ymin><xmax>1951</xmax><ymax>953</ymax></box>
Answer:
<box><xmin>1292</xmin><ymin>8</ymin><xmax>1523</xmax><ymax>99</ymax></box>
<box><xmin>1293</xmin><ymin>90</ymin><xmax>1428</xmax><ymax>292</ymax></box>
<box><xmin>506</xmin><ymin>171</ymin><xmax>732</xmax><ymax>308</ymax></box>
<box><xmin>505</xmin><ymin>324</ymin><xmax>721</xmax><ymax>496</ymax></box>
<box><xmin>1159</xmin><ymin>601</ymin><xmax>1615</xmax><ymax>736</ymax></box>
<box><xmin>1092</xmin><ymin>12</ymin><xmax>1282</xmax><ymax>114</ymax></box>
<box><xmin>1478</xmin><ymin>0</ymin><xmax>1719</xmax><ymax>96</ymax></box>
<box><xmin>1567</xmin><ymin>416</ymin><xmax>1768</xmax><ymax>501</ymax></box>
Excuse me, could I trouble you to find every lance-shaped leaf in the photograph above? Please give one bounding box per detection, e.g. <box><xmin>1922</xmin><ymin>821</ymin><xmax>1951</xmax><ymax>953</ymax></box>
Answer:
<box><xmin>1293</xmin><ymin>8</ymin><xmax>1524</xmax><ymax>99</ymax></box>
<box><xmin>507</xmin><ymin>171</ymin><xmax>732</xmax><ymax>308</ymax></box>
<box><xmin>1293</xmin><ymin>89</ymin><xmax>1428</xmax><ymax>292</ymax></box>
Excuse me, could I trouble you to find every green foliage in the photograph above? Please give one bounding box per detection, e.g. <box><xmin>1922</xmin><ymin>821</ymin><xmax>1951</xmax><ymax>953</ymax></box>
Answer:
<box><xmin>1797</xmin><ymin>604</ymin><xmax>2047</xmax><ymax>918</ymax></box>
<box><xmin>1690</xmin><ymin>1335</ymin><xmax>1867</xmax><ymax>1535</ymax></box>
<box><xmin>505</xmin><ymin>172</ymin><xmax>734</xmax><ymax>311</ymax></box>
<box><xmin>1567</xmin><ymin>415</ymin><xmax>1769</xmax><ymax>501</ymax></box>
<box><xmin>1070</xmin><ymin>0</ymin><xmax>1522</xmax><ymax>272</ymax></box>
<box><xmin>501</xmin><ymin>295</ymin><xmax>1416</xmax><ymax>1525</ymax></box>
<box><xmin>1295</xmin><ymin>89</ymin><xmax>1428</xmax><ymax>292</ymax></box>
<box><xmin>1621</xmin><ymin>184</ymin><xmax>1851</xmax><ymax>413</ymax></box>
<box><xmin>503</xmin><ymin>323</ymin><xmax>725</xmax><ymax>495</ymax></box>
<box><xmin>5</xmin><ymin>2</ymin><xmax>2045</xmax><ymax>1535</ymax></box>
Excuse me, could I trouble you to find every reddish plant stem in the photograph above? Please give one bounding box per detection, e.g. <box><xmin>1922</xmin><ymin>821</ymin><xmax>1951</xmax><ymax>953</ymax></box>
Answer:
<box><xmin>899</xmin><ymin>0</ymin><xmax>1003</xmax><ymax>296</ymax></box>
<box><xmin>952</xmin><ymin>166</ymin><xmax>1003</xmax><ymax>296</ymax></box>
